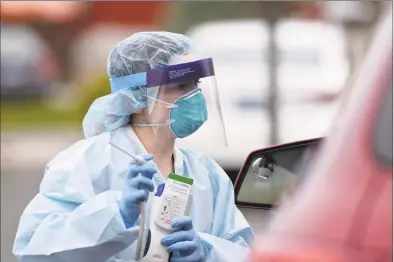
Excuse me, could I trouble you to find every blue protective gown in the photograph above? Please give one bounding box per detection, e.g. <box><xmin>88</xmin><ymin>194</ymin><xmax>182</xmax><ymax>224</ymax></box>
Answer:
<box><xmin>13</xmin><ymin>126</ymin><xmax>254</xmax><ymax>262</ymax></box>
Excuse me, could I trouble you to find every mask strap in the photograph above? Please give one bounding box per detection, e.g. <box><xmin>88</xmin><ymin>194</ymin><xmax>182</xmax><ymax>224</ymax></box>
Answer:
<box><xmin>184</xmin><ymin>88</ymin><xmax>202</xmax><ymax>99</ymax></box>
<box><xmin>134</xmin><ymin>88</ymin><xmax>202</xmax><ymax>127</ymax></box>
<box><xmin>134</xmin><ymin>92</ymin><xmax>176</xmax><ymax>127</ymax></box>
<box><xmin>142</xmin><ymin>93</ymin><xmax>178</xmax><ymax>109</ymax></box>
<box><xmin>133</xmin><ymin>119</ymin><xmax>175</xmax><ymax>127</ymax></box>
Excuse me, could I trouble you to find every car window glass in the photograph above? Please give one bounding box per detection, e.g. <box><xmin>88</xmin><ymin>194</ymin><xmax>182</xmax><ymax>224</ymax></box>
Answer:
<box><xmin>237</xmin><ymin>159</ymin><xmax>297</xmax><ymax>205</ymax></box>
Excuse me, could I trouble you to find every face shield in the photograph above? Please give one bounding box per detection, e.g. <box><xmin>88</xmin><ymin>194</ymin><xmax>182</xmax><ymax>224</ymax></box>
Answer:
<box><xmin>109</xmin><ymin>58</ymin><xmax>227</xmax><ymax>154</ymax></box>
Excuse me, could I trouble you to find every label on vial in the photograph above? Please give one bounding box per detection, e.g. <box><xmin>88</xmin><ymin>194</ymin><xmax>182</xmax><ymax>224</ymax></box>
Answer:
<box><xmin>156</xmin><ymin>173</ymin><xmax>193</xmax><ymax>231</ymax></box>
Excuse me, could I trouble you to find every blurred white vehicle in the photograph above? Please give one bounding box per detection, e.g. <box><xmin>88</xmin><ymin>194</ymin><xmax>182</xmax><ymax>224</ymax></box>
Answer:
<box><xmin>177</xmin><ymin>19</ymin><xmax>350</xmax><ymax>182</ymax></box>
<box><xmin>1</xmin><ymin>23</ymin><xmax>59</xmax><ymax>99</ymax></box>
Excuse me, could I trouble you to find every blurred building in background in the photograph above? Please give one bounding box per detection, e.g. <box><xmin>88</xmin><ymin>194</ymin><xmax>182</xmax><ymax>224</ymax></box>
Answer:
<box><xmin>1</xmin><ymin>2</ymin><xmax>391</xmax><ymax>262</ymax></box>
<box><xmin>1</xmin><ymin>1</ymin><xmax>169</xmax><ymax>93</ymax></box>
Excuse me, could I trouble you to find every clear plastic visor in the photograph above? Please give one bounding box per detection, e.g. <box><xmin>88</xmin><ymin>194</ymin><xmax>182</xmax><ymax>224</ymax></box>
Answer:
<box><xmin>109</xmin><ymin>58</ymin><xmax>227</xmax><ymax>154</ymax></box>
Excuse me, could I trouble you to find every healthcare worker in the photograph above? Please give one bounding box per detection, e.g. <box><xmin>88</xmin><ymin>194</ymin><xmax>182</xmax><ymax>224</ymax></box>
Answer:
<box><xmin>13</xmin><ymin>32</ymin><xmax>254</xmax><ymax>262</ymax></box>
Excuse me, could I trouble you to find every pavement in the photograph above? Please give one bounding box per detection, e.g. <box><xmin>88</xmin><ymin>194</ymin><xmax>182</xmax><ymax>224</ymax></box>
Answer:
<box><xmin>1</xmin><ymin>130</ymin><xmax>82</xmax><ymax>262</ymax></box>
<box><xmin>1</xmin><ymin>130</ymin><xmax>83</xmax><ymax>170</ymax></box>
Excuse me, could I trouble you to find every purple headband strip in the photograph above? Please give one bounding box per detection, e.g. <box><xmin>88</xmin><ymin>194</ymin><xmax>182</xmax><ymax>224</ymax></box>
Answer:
<box><xmin>147</xmin><ymin>58</ymin><xmax>215</xmax><ymax>87</ymax></box>
<box><xmin>110</xmin><ymin>58</ymin><xmax>215</xmax><ymax>93</ymax></box>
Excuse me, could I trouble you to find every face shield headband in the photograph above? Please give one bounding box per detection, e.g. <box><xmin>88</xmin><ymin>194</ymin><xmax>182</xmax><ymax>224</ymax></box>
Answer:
<box><xmin>109</xmin><ymin>58</ymin><xmax>215</xmax><ymax>93</ymax></box>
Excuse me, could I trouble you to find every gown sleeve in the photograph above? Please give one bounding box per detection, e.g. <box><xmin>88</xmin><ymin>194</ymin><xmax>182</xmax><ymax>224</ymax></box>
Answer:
<box><xmin>12</xmin><ymin>138</ymin><xmax>141</xmax><ymax>262</ymax></box>
<box><xmin>198</xmin><ymin>156</ymin><xmax>254</xmax><ymax>262</ymax></box>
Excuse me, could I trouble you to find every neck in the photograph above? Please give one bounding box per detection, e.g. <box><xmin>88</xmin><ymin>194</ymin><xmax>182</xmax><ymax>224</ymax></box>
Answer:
<box><xmin>132</xmin><ymin>125</ymin><xmax>175</xmax><ymax>174</ymax></box>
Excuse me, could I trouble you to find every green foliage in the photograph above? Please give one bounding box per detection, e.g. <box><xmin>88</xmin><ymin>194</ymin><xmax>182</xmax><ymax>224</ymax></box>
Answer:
<box><xmin>75</xmin><ymin>73</ymin><xmax>111</xmax><ymax>123</ymax></box>
<box><xmin>1</xmin><ymin>100</ymin><xmax>80</xmax><ymax>130</ymax></box>
<box><xmin>1</xmin><ymin>73</ymin><xmax>111</xmax><ymax>130</ymax></box>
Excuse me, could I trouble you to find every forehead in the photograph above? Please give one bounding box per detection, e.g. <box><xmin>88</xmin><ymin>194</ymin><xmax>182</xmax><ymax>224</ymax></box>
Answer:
<box><xmin>177</xmin><ymin>53</ymin><xmax>197</xmax><ymax>64</ymax></box>
<box><xmin>160</xmin><ymin>53</ymin><xmax>198</xmax><ymax>90</ymax></box>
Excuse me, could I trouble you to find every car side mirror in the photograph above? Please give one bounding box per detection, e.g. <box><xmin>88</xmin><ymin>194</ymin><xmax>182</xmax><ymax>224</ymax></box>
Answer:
<box><xmin>234</xmin><ymin>138</ymin><xmax>323</xmax><ymax>209</ymax></box>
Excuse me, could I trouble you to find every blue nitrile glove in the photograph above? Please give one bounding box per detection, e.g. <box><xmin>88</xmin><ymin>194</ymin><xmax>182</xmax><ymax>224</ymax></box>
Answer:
<box><xmin>119</xmin><ymin>154</ymin><xmax>157</xmax><ymax>228</ymax></box>
<box><xmin>161</xmin><ymin>216</ymin><xmax>205</xmax><ymax>262</ymax></box>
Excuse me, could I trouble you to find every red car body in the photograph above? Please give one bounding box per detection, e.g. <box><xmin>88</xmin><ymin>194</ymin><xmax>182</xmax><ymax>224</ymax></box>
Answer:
<box><xmin>245</xmin><ymin>13</ymin><xmax>392</xmax><ymax>262</ymax></box>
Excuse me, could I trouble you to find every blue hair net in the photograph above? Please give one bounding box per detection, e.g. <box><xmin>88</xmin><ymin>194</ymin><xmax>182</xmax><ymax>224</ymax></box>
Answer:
<box><xmin>82</xmin><ymin>32</ymin><xmax>195</xmax><ymax>138</ymax></box>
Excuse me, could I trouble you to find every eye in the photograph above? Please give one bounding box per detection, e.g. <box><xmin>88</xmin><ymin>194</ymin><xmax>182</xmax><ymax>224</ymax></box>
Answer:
<box><xmin>178</xmin><ymin>83</ymin><xmax>188</xmax><ymax>89</ymax></box>
<box><xmin>178</xmin><ymin>80</ymin><xmax>201</xmax><ymax>89</ymax></box>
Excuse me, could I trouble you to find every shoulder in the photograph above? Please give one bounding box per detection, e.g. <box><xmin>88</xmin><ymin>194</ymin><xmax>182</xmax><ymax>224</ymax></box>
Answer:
<box><xmin>179</xmin><ymin>148</ymin><xmax>215</xmax><ymax>166</ymax></box>
<box><xmin>179</xmin><ymin>148</ymin><xmax>231</xmax><ymax>183</ymax></box>
<box><xmin>46</xmin><ymin>131</ymin><xmax>111</xmax><ymax>169</ymax></box>
<box><xmin>41</xmin><ymin>132</ymin><xmax>114</xmax><ymax>197</ymax></box>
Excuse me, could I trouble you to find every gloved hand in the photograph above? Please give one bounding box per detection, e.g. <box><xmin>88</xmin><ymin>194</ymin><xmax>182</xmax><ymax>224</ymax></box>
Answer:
<box><xmin>161</xmin><ymin>216</ymin><xmax>205</xmax><ymax>262</ymax></box>
<box><xmin>119</xmin><ymin>154</ymin><xmax>157</xmax><ymax>228</ymax></box>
